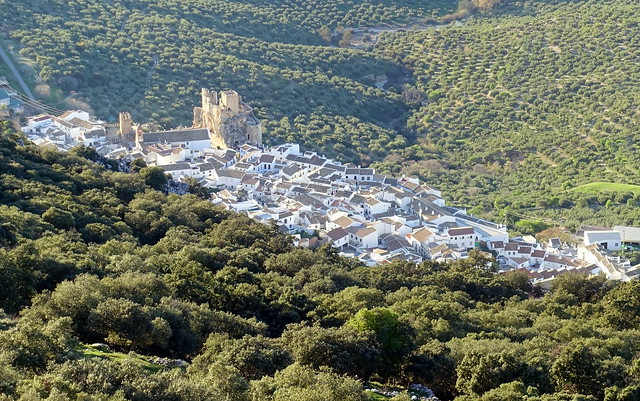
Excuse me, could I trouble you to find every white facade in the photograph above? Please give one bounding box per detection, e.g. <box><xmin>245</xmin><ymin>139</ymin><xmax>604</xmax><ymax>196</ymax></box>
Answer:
<box><xmin>584</xmin><ymin>231</ymin><xmax>622</xmax><ymax>251</ymax></box>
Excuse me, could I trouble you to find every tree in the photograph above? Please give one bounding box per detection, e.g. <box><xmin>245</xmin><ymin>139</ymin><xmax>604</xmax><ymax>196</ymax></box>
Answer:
<box><xmin>550</xmin><ymin>344</ymin><xmax>601</xmax><ymax>398</ymax></box>
<box><xmin>550</xmin><ymin>274</ymin><xmax>610</xmax><ymax>305</ymax></box>
<box><xmin>191</xmin><ymin>334</ymin><xmax>290</xmax><ymax>380</ymax></box>
<box><xmin>281</xmin><ymin>324</ymin><xmax>379</xmax><ymax>379</ymax></box>
<box><xmin>0</xmin><ymin>315</ymin><xmax>74</xmax><ymax>371</ymax></box>
<box><xmin>202</xmin><ymin>362</ymin><xmax>249</xmax><ymax>401</ymax></box>
<box><xmin>183</xmin><ymin>177</ymin><xmax>210</xmax><ymax>199</ymax></box>
<box><xmin>250</xmin><ymin>363</ymin><xmax>366</xmax><ymax>401</ymax></box>
<box><xmin>348</xmin><ymin>308</ymin><xmax>413</xmax><ymax>378</ymax></box>
<box><xmin>514</xmin><ymin>220</ymin><xmax>551</xmax><ymax>235</ymax></box>
<box><xmin>456</xmin><ymin>352</ymin><xmax>523</xmax><ymax>396</ymax></box>
<box><xmin>69</xmin><ymin>145</ymin><xmax>100</xmax><ymax>162</ymax></box>
<box><xmin>317</xmin><ymin>26</ymin><xmax>331</xmax><ymax>44</ymax></box>
<box><xmin>404</xmin><ymin>341</ymin><xmax>457</xmax><ymax>398</ymax></box>
<box><xmin>339</xmin><ymin>29</ymin><xmax>354</xmax><ymax>47</ymax></box>
<box><xmin>81</xmin><ymin>222</ymin><xmax>116</xmax><ymax>243</ymax></box>
<box><xmin>472</xmin><ymin>0</ymin><xmax>501</xmax><ymax>12</ymax></box>
<box><xmin>42</xmin><ymin>207</ymin><xmax>75</xmax><ymax>230</ymax></box>
<box><xmin>87</xmin><ymin>298</ymin><xmax>162</xmax><ymax>350</ymax></box>
<box><xmin>600</xmin><ymin>281</ymin><xmax>640</xmax><ymax>330</ymax></box>
<box><xmin>139</xmin><ymin>167</ymin><xmax>168</xmax><ymax>191</ymax></box>
<box><xmin>130</xmin><ymin>158</ymin><xmax>147</xmax><ymax>173</ymax></box>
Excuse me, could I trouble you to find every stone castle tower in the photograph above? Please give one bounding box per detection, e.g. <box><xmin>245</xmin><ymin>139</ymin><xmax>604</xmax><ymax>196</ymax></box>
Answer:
<box><xmin>193</xmin><ymin>88</ymin><xmax>262</xmax><ymax>148</ymax></box>
<box><xmin>119</xmin><ymin>112</ymin><xmax>133</xmax><ymax>137</ymax></box>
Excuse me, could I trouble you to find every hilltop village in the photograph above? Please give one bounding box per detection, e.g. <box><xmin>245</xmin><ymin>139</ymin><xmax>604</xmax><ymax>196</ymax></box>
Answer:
<box><xmin>20</xmin><ymin>89</ymin><xmax>640</xmax><ymax>285</ymax></box>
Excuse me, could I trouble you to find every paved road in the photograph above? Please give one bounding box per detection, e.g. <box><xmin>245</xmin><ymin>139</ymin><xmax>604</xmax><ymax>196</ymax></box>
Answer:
<box><xmin>0</xmin><ymin>37</ymin><xmax>35</xmax><ymax>99</ymax></box>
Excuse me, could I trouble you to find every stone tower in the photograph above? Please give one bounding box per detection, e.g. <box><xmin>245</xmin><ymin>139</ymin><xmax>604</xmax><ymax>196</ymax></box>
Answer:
<box><xmin>193</xmin><ymin>88</ymin><xmax>262</xmax><ymax>149</ymax></box>
<box><xmin>119</xmin><ymin>112</ymin><xmax>133</xmax><ymax>137</ymax></box>
<box><xmin>220</xmin><ymin>90</ymin><xmax>240</xmax><ymax>114</ymax></box>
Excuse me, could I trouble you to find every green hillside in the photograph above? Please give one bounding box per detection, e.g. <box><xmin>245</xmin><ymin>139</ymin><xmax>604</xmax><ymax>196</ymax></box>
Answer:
<box><xmin>573</xmin><ymin>182</ymin><xmax>640</xmax><ymax>195</ymax></box>
<box><xmin>0</xmin><ymin>0</ymin><xmax>456</xmax><ymax>165</ymax></box>
<box><xmin>372</xmin><ymin>0</ymin><xmax>640</xmax><ymax>228</ymax></box>
<box><xmin>2</xmin><ymin>0</ymin><xmax>639</xmax><ymax>230</ymax></box>
<box><xmin>2</xmin><ymin>116</ymin><xmax>640</xmax><ymax>400</ymax></box>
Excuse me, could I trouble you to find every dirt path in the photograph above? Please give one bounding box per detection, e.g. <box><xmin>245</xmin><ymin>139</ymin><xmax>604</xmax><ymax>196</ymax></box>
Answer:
<box><xmin>350</xmin><ymin>20</ymin><xmax>459</xmax><ymax>49</ymax></box>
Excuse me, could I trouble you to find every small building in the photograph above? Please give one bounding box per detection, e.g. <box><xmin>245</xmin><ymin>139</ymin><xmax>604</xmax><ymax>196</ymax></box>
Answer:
<box><xmin>613</xmin><ymin>226</ymin><xmax>640</xmax><ymax>246</ymax></box>
<box><xmin>407</xmin><ymin>227</ymin><xmax>436</xmax><ymax>257</ymax></box>
<box><xmin>210</xmin><ymin>169</ymin><xmax>245</xmax><ymax>189</ymax></box>
<box><xmin>159</xmin><ymin>162</ymin><xmax>194</xmax><ymax>179</ymax></box>
<box><xmin>136</xmin><ymin>128</ymin><xmax>211</xmax><ymax>156</ymax></box>
<box><xmin>352</xmin><ymin>227</ymin><xmax>378</xmax><ymax>249</ymax></box>
<box><xmin>326</xmin><ymin>227</ymin><xmax>350</xmax><ymax>249</ymax></box>
<box><xmin>447</xmin><ymin>226</ymin><xmax>477</xmax><ymax>250</ymax></box>
<box><xmin>0</xmin><ymin>87</ymin><xmax>23</xmax><ymax>115</ymax></box>
<box><xmin>584</xmin><ymin>231</ymin><xmax>622</xmax><ymax>251</ymax></box>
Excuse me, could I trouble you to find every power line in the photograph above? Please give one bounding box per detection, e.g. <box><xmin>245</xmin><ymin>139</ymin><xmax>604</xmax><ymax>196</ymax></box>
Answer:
<box><xmin>1</xmin><ymin>89</ymin><xmax>55</xmax><ymax>113</ymax></box>
<box><xmin>9</xmin><ymin>90</ymin><xmax>65</xmax><ymax>114</ymax></box>
<box><xmin>11</xmin><ymin>96</ymin><xmax>63</xmax><ymax>115</ymax></box>
<box><xmin>12</xmin><ymin>94</ymin><xmax>65</xmax><ymax>115</ymax></box>
<box><xmin>1</xmin><ymin>83</ymin><xmax>66</xmax><ymax>115</ymax></box>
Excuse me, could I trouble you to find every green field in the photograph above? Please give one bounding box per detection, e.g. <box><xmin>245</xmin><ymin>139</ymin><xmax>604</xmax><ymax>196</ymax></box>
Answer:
<box><xmin>77</xmin><ymin>344</ymin><xmax>164</xmax><ymax>372</ymax></box>
<box><xmin>572</xmin><ymin>182</ymin><xmax>640</xmax><ymax>195</ymax></box>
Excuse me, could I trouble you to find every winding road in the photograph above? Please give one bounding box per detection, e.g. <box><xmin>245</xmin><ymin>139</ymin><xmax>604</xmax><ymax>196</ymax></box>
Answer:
<box><xmin>0</xmin><ymin>36</ymin><xmax>35</xmax><ymax>99</ymax></box>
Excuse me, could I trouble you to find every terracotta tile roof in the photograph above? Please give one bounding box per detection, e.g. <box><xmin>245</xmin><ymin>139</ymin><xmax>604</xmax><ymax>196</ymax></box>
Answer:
<box><xmin>448</xmin><ymin>227</ymin><xmax>475</xmax><ymax>237</ymax></box>
<box><xmin>411</xmin><ymin>227</ymin><xmax>434</xmax><ymax>243</ymax></box>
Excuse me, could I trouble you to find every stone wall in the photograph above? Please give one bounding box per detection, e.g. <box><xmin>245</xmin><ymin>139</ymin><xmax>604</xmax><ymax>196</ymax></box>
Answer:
<box><xmin>193</xmin><ymin>88</ymin><xmax>262</xmax><ymax>149</ymax></box>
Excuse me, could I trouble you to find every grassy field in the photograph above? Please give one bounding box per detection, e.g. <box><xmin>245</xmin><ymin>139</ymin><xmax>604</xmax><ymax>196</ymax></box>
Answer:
<box><xmin>76</xmin><ymin>344</ymin><xmax>164</xmax><ymax>372</ymax></box>
<box><xmin>572</xmin><ymin>182</ymin><xmax>640</xmax><ymax>195</ymax></box>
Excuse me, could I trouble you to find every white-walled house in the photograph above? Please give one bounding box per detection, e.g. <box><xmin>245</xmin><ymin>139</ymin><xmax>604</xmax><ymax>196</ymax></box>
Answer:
<box><xmin>364</xmin><ymin>197</ymin><xmax>391</xmax><ymax>219</ymax></box>
<box><xmin>326</xmin><ymin>227</ymin><xmax>350</xmax><ymax>249</ymax></box>
<box><xmin>209</xmin><ymin>169</ymin><xmax>245</xmax><ymax>189</ymax></box>
<box><xmin>505</xmin><ymin>256</ymin><xmax>530</xmax><ymax>269</ymax></box>
<box><xmin>407</xmin><ymin>227</ymin><xmax>436</xmax><ymax>256</ymax></box>
<box><xmin>345</xmin><ymin>168</ymin><xmax>375</xmax><ymax>182</ymax></box>
<box><xmin>447</xmin><ymin>227</ymin><xmax>477</xmax><ymax>250</ymax></box>
<box><xmin>326</xmin><ymin>215</ymin><xmax>360</xmax><ymax>231</ymax></box>
<box><xmin>159</xmin><ymin>163</ymin><xmax>194</xmax><ymax>179</ymax></box>
<box><xmin>530</xmin><ymin>249</ymin><xmax>546</xmax><ymax>266</ymax></box>
<box><xmin>584</xmin><ymin>231</ymin><xmax>622</xmax><ymax>251</ymax></box>
<box><xmin>136</xmin><ymin>128</ymin><xmax>211</xmax><ymax>156</ymax></box>
<box><xmin>351</xmin><ymin>227</ymin><xmax>378</xmax><ymax>249</ymax></box>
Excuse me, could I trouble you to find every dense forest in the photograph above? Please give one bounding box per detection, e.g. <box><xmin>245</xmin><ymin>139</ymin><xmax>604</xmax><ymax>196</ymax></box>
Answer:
<box><xmin>2</xmin><ymin>120</ymin><xmax>640</xmax><ymax>400</ymax></box>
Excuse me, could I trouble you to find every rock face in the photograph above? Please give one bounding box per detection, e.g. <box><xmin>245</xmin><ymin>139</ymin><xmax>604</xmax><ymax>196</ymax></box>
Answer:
<box><xmin>193</xmin><ymin>88</ymin><xmax>262</xmax><ymax>149</ymax></box>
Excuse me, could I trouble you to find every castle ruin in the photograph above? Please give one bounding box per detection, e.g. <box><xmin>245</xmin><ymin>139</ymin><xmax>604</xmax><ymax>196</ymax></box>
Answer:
<box><xmin>118</xmin><ymin>111</ymin><xmax>134</xmax><ymax>138</ymax></box>
<box><xmin>193</xmin><ymin>89</ymin><xmax>262</xmax><ymax>149</ymax></box>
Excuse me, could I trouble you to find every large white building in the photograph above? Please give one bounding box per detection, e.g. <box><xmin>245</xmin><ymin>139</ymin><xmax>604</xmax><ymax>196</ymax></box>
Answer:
<box><xmin>584</xmin><ymin>230</ymin><xmax>622</xmax><ymax>251</ymax></box>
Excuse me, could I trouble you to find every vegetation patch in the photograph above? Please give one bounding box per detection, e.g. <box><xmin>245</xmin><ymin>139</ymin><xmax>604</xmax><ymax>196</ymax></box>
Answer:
<box><xmin>76</xmin><ymin>344</ymin><xmax>164</xmax><ymax>372</ymax></box>
<box><xmin>572</xmin><ymin>182</ymin><xmax>640</xmax><ymax>195</ymax></box>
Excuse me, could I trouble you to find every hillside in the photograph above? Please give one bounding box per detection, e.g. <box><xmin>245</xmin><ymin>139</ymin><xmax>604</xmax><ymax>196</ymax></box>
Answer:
<box><xmin>0</xmin><ymin>0</ymin><xmax>456</xmax><ymax>165</ymax></box>
<box><xmin>372</xmin><ymin>0</ymin><xmax>640</xmax><ymax>228</ymax></box>
<box><xmin>2</xmin><ymin>0</ymin><xmax>640</xmax><ymax>232</ymax></box>
<box><xmin>2</xmin><ymin>119</ymin><xmax>640</xmax><ymax>399</ymax></box>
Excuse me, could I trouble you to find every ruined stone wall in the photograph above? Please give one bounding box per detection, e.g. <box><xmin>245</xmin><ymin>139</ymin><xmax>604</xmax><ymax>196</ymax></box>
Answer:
<box><xmin>216</xmin><ymin>113</ymin><xmax>262</xmax><ymax>147</ymax></box>
<box><xmin>193</xmin><ymin>88</ymin><xmax>262</xmax><ymax>149</ymax></box>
